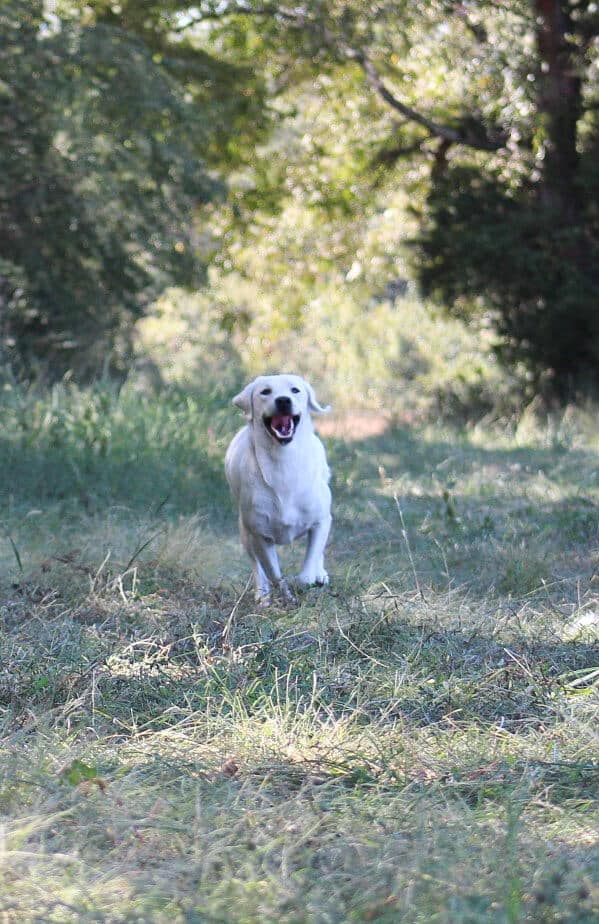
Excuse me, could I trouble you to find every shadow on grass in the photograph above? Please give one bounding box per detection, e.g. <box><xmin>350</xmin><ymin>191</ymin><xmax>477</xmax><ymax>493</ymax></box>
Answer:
<box><xmin>6</xmin><ymin>584</ymin><xmax>594</xmax><ymax>742</ymax></box>
<box><xmin>326</xmin><ymin>421</ymin><xmax>598</xmax><ymax>497</ymax></box>
<box><xmin>324</xmin><ymin>418</ymin><xmax>596</xmax><ymax>477</ymax></box>
<box><xmin>0</xmin><ymin>436</ymin><xmax>231</xmax><ymax>515</ymax></box>
<box><xmin>320</xmin><ymin>423</ymin><xmax>599</xmax><ymax>595</ymax></box>
<box><xmin>14</xmin><ymin>610</ymin><xmax>593</xmax><ymax>816</ymax></box>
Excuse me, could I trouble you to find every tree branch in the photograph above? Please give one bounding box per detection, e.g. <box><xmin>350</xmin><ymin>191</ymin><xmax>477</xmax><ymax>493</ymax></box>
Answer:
<box><xmin>175</xmin><ymin>3</ymin><xmax>508</xmax><ymax>153</ymax></box>
<box><xmin>173</xmin><ymin>5</ymin><xmax>299</xmax><ymax>32</ymax></box>
<box><xmin>352</xmin><ymin>51</ymin><xmax>507</xmax><ymax>152</ymax></box>
<box><xmin>371</xmin><ymin>137</ymin><xmax>432</xmax><ymax>168</ymax></box>
<box><xmin>443</xmin><ymin>2</ymin><xmax>489</xmax><ymax>44</ymax></box>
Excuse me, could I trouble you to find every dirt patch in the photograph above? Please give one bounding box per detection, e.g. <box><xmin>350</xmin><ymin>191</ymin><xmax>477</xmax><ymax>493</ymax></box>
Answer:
<box><xmin>315</xmin><ymin>411</ymin><xmax>391</xmax><ymax>441</ymax></box>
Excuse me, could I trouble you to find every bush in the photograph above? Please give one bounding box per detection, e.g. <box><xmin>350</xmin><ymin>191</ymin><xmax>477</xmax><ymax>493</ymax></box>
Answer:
<box><xmin>144</xmin><ymin>276</ymin><xmax>514</xmax><ymax>421</ymax></box>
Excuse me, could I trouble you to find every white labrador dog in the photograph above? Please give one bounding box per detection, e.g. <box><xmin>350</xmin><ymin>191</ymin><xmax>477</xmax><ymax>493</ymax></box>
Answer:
<box><xmin>225</xmin><ymin>374</ymin><xmax>332</xmax><ymax>604</ymax></box>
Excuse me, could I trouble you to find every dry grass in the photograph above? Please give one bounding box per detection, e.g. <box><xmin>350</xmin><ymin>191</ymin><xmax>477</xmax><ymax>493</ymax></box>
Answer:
<box><xmin>0</xmin><ymin>386</ymin><xmax>598</xmax><ymax>922</ymax></box>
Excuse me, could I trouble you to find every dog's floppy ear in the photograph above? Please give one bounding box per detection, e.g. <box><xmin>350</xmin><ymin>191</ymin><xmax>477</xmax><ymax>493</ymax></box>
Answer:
<box><xmin>232</xmin><ymin>380</ymin><xmax>255</xmax><ymax>420</ymax></box>
<box><xmin>305</xmin><ymin>381</ymin><xmax>331</xmax><ymax>415</ymax></box>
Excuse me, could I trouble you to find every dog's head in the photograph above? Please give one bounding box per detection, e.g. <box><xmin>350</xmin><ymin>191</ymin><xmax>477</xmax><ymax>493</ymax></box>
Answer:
<box><xmin>232</xmin><ymin>374</ymin><xmax>330</xmax><ymax>445</ymax></box>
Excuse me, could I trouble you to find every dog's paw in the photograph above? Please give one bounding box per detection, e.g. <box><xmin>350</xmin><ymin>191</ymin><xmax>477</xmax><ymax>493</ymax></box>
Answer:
<box><xmin>279</xmin><ymin>578</ymin><xmax>297</xmax><ymax>604</ymax></box>
<box><xmin>296</xmin><ymin>569</ymin><xmax>329</xmax><ymax>588</ymax></box>
<box><xmin>256</xmin><ymin>579</ymin><xmax>297</xmax><ymax>608</ymax></box>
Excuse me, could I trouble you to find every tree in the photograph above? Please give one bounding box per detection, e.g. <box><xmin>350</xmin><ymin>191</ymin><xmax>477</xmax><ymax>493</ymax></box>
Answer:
<box><xmin>0</xmin><ymin>0</ymin><xmax>228</xmax><ymax>377</ymax></box>
<box><xmin>5</xmin><ymin>1</ymin><xmax>598</xmax><ymax>390</ymax></box>
<box><xmin>416</xmin><ymin>1</ymin><xmax>599</xmax><ymax>394</ymax></box>
<box><xmin>178</xmin><ymin>1</ymin><xmax>599</xmax><ymax>394</ymax></box>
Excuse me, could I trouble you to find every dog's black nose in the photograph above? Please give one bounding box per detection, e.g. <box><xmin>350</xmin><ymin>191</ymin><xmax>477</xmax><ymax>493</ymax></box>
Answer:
<box><xmin>275</xmin><ymin>395</ymin><xmax>293</xmax><ymax>413</ymax></box>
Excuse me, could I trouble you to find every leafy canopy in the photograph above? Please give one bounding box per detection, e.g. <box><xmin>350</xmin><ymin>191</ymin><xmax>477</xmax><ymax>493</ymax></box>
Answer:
<box><xmin>184</xmin><ymin>1</ymin><xmax>599</xmax><ymax>394</ymax></box>
<box><xmin>0</xmin><ymin>0</ymin><xmax>256</xmax><ymax>376</ymax></box>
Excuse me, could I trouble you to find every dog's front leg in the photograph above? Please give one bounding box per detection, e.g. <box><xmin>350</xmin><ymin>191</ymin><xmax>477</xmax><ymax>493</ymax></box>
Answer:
<box><xmin>251</xmin><ymin>558</ymin><xmax>272</xmax><ymax>605</ymax></box>
<box><xmin>240</xmin><ymin>520</ymin><xmax>271</xmax><ymax>603</ymax></box>
<box><xmin>297</xmin><ymin>514</ymin><xmax>331</xmax><ymax>587</ymax></box>
<box><xmin>242</xmin><ymin>524</ymin><xmax>295</xmax><ymax>605</ymax></box>
<box><xmin>252</xmin><ymin>535</ymin><xmax>296</xmax><ymax>605</ymax></box>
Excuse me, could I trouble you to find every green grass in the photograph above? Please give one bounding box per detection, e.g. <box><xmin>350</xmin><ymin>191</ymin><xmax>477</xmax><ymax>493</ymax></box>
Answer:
<box><xmin>0</xmin><ymin>383</ymin><xmax>598</xmax><ymax>922</ymax></box>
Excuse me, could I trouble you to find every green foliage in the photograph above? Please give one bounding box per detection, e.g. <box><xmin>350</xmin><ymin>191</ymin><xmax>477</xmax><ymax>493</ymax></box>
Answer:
<box><xmin>60</xmin><ymin>759</ymin><xmax>100</xmax><ymax>787</ymax></box>
<box><xmin>134</xmin><ymin>286</ymin><xmax>244</xmax><ymax>394</ymax></box>
<box><xmin>136</xmin><ymin>275</ymin><xmax>513</xmax><ymax>421</ymax></box>
<box><xmin>0</xmin><ymin>379</ymin><xmax>234</xmax><ymax>516</ymax></box>
<box><xmin>0</xmin><ymin>0</ymin><xmax>223</xmax><ymax>376</ymax></box>
<box><xmin>4</xmin><ymin>0</ymin><xmax>599</xmax><ymax>393</ymax></box>
<box><xmin>91</xmin><ymin>0</ymin><xmax>271</xmax><ymax>168</ymax></box>
<box><xmin>185</xmin><ymin>0</ymin><xmax>599</xmax><ymax>397</ymax></box>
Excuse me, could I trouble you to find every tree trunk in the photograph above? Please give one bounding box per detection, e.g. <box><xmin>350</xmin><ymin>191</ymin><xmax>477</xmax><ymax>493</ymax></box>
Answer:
<box><xmin>534</xmin><ymin>1</ymin><xmax>582</xmax><ymax>221</ymax></box>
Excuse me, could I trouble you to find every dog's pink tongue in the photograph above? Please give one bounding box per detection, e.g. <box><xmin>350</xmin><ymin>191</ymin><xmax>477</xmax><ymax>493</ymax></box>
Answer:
<box><xmin>271</xmin><ymin>414</ymin><xmax>293</xmax><ymax>436</ymax></box>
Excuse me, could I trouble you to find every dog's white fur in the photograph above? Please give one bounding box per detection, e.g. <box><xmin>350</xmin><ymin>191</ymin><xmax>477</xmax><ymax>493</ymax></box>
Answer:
<box><xmin>225</xmin><ymin>373</ymin><xmax>332</xmax><ymax>604</ymax></box>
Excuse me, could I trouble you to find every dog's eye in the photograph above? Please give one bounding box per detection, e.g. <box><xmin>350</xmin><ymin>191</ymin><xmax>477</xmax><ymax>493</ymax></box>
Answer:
<box><xmin>260</xmin><ymin>387</ymin><xmax>272</xmax><ymax>396</ymax></box>
<box><xmin>291</xmin><ymin>387</ymin><xmax>300</xmax><ymax>394</ymax></box>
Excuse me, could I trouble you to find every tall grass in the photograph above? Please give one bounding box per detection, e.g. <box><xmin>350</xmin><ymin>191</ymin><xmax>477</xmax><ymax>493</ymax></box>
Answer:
<box><xmin>0</xmin><ymin>380</ymin><xmax>234</xmax><ymax>515</ymax></box>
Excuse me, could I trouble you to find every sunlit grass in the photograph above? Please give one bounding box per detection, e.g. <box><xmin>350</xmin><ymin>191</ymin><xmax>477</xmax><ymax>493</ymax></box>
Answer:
<box><xmin>0</xmin><ymin>384</ymin><xmax>597</xmax><ymax>921</ymax></box>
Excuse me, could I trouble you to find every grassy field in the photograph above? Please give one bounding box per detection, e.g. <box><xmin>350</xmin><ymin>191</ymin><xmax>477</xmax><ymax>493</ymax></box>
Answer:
<box><xmin>0</xmin><ymin>382</ymin><xmax>597</xmax><ymax>922</ymax></box>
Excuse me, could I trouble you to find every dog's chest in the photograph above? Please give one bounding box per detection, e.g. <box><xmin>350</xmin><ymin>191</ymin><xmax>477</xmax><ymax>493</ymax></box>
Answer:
<box><xmin>249</xmin><ymin>481</ymin><xmax>325</xmax><ymax>544</ymax></box>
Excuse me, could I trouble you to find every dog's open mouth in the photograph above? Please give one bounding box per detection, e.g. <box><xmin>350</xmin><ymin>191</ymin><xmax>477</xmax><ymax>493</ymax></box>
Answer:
<box><xmin>263</xmin><ymin>414</ymin><xmax>300</xmax><ymax>444</ymax></box>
